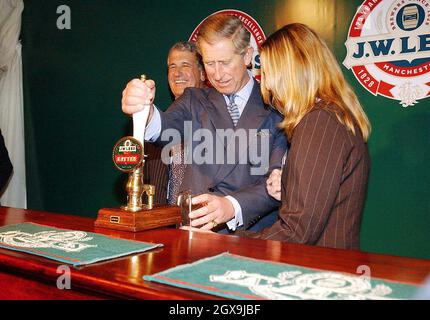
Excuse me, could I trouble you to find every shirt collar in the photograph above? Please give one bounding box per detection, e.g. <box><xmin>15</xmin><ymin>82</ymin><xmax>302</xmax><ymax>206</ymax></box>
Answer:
<box><xmin>235</xmin><ymin>70</ymin><xmax>254</xmax><ymax>102</ymax></box>
<box><xmin>223</xmin><ymin>70</ymin><xmax>254</xmax><ymax>106</ymax></box>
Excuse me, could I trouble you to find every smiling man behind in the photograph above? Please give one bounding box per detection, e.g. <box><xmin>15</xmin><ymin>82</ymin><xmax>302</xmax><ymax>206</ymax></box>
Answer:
<box><xmin>167</xmin><ymin>41</ymin><xmax>206</xmax><ymax>99</ymax></box>
<box><xmin>145</xmin><ymin>41</ymin><xmax>206</xmax><ymax>205</ymax></box>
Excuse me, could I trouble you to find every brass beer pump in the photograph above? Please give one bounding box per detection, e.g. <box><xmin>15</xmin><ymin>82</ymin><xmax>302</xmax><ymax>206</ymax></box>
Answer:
<box><xmin>122</xmin><ymin>164</ymin><xmax>155</xmax><ymax>211</ymax></box>
<box><xmin>95</xmin><ymin>74</ymin><xmax>180</xmax><ymax>231</ymax></box>
<box><xmin>122</xmin><ymin>75</ymin><xmax>154</xmax><ymax>211</ymax></box>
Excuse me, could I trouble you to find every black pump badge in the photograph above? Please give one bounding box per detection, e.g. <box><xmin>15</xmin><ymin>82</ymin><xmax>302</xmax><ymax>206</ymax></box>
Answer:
<box><xmin>112</xmin><ymin>136</ymin><xmax>143</xmax><ymax>172</ymax></box>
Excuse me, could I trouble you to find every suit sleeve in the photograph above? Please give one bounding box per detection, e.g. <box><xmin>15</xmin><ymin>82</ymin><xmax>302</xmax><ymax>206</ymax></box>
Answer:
<box><xmin>237</xmin><ymin>109</ymin><xmax>349</xmax><ymax>244</ymax></box>
<box><xmin>0</xmin><ymin>131</ymin><xmax>13</xmax><ymax>192</ymax></box>
<box><xmin>154</xmin><ymin>88</ymin><xmax>193</xmax><ymax>147</ymax></box>
<box><xmin>231</xmin><ymin>117</ymin><xmax>288</xmax><ymax>229</ymax></box>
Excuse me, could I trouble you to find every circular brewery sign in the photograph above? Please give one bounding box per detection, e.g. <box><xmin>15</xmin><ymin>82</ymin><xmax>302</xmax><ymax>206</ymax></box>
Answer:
<box><xmin>343</xmin><ymin>0</ymin><xmax>430</xmax><ymax>107</ymax></box>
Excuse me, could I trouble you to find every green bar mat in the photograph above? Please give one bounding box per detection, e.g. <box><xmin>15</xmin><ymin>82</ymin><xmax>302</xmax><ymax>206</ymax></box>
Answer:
<box><xmin>0</xmin><ymin>222</ymin><xmax>162</xmax><ymax>266</ymax></box>
<box><xmin>144</xmin><ymin>252</ymin><xmax>420</xmax><ymax>300</ymax></box>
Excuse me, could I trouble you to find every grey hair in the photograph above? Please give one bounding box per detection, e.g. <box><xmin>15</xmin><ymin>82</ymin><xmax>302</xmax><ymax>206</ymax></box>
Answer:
<box><xmin>196</xmin><ymin>14</ymin><xmax>251</xmax><ymax>55</ymax></box>
<box><xmin>167</xmin><ymin>41</ymin><xmax>203</xmax><ymax>70</ymax></box>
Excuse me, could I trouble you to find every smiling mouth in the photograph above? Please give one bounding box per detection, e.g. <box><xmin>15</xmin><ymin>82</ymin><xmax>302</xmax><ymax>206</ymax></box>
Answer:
<box><xmin>174</xmin><ymin>80</ymin><xmax>187</xmax><ymax>84</ymax></box>
<box><xmin>215</xmin><ymin>79</ymin><xmax>231</xmax><ymax>87</ymax></box>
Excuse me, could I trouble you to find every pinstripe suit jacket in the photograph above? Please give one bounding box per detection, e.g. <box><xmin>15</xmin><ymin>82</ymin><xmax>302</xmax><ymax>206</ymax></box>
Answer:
<box><xmin>238</xmin><ymin>106</ymin><xmax>370</xmax><ymax>249</ymax></box>
<box><xmin>143</xmin><ymin>142</ymin><xmax>185</xmax><ymax>206</ymax></box>
<box><xmin>143</xmin><ymin>143</ymin><xmax>168</xmax><ymax>205</ymax></box>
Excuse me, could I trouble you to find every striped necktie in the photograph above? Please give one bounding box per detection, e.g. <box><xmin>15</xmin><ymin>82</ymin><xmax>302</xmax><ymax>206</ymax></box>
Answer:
<box><xmin>227</xmin><ymin>94</ymin><xmax>240</xmax><ymax>126</ymax></box>
<box><xmin>167</xmin><ymin>144</ymin><xmax>186</xmax><ymax>205</ymax></box>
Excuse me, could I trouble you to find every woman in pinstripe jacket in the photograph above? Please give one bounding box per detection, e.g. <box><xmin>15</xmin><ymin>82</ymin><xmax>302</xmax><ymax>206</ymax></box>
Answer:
<box><xmin>238</xmin><ymin>23</ymin><xmax>371</xmax><ymax>250</ymax></box>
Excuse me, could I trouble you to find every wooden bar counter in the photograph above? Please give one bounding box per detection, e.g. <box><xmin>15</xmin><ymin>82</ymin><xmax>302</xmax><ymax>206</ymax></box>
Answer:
<box><xmin>0</xmin><ymin>206</ymin><xmax>429</xmax><ymax>300</ymax></box>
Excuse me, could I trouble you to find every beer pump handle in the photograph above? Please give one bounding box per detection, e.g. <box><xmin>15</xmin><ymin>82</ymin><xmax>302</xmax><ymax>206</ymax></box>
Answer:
<box><xmin>132</xmin><ymin>74</ymin><xmax>151</xmax><ymax>145</ymax></box>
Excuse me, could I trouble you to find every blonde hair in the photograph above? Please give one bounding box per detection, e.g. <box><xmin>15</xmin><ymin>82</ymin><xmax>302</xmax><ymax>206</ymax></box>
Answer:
<box><xmin>196</xmin><ymin>14</ymin><xmax>250</xmax><ymax>55</ymax></box>
<box><xmin>260</xmin><ymin>23</ymin><xmax>371</xmax><ymax>141</ymax></box>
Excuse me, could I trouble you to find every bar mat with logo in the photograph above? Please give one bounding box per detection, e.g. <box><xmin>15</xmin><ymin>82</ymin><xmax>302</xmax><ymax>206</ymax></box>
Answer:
<box><xmin>0</xmin><ymin>222</ymin><xmax>162</xmax><ymax>266</ymax></box>
<box><xmin>144</xmin><ymin>252</ymin><xmax>419</xmax><ymax>300</ymax></box>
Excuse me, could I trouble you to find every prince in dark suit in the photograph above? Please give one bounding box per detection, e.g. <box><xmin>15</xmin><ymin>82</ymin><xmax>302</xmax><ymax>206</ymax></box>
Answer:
<box><xmin>150</xmin><ymin>79</ymin><xmax>286</xmax><ymax>231</ymax></box>
<box><xmin>122</xmin><ymin>14</ymin><xmax>287</xmax><ymax>232</ymax></box>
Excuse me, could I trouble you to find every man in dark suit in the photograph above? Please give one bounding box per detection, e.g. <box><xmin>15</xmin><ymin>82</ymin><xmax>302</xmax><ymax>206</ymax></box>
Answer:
<box><xmin>0</xmin><ymin>130</ymin><xmax>13</xmax><ymax>204</ymax></box>
<box><xmin>122</xmin><ymin>14</ymin><xmax>287</xmax><ymax>232</ymax></box>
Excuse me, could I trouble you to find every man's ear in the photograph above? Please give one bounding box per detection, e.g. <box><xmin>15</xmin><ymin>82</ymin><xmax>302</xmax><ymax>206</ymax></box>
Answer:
<box><xmin>243</xmin><ymin>46</ymin><xmax>254</xmax><ymax>66</ymax></box>
<box><xmin>199</xmin><ymin>68</ymin><xmax>206</xmax><ymax>82</ymax></box>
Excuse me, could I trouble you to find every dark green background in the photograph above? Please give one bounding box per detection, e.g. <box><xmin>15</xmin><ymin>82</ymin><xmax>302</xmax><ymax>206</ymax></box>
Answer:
<box><xmin>22</xmin><ymin>0</ymin><xmax>430</xmax><ymax>259</ymax></box>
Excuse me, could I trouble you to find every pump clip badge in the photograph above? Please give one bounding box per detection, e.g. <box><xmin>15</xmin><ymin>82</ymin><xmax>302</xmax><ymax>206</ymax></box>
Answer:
<box><xmin>112</xmin><ymin>137</ymin><xmax>143</xmax><ymax>172</ymax></box>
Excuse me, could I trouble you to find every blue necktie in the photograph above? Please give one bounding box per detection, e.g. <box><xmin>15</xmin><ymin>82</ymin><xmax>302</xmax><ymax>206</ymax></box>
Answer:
<box><xmin>227</xmin><ymin>94</ymin><xmax>240</xmax><ymax>126</ymax></box>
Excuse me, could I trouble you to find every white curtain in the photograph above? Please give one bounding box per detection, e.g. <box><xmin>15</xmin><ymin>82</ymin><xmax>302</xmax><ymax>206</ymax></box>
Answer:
<box><xmin>0</xmin><ymin>0</ymin><xmax>26</xmax><ymax>208</ymax></box>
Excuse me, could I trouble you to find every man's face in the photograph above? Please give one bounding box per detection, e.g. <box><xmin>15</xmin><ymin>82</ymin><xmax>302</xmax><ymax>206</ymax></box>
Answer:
<box><xmin>199</xmin><ymin>38</ymin><xmax>253</xmax><ymax>95</ymax></box>
<box><xmin>167</xmin><ymin>49</ymin><xmax>205</xmax><ymax>99</ymax></box>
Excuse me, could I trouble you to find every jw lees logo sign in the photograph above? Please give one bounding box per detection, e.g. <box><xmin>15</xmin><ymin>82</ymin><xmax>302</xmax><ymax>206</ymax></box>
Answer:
<box><xmin>343</xmin><ymin>0</ymin><xmax>430</xmax><ymax>107</ymax></box>
<box><xmin>189</xmin><ymin>9</ymin><xmax>266</xmax><ymax>82</ymax></box>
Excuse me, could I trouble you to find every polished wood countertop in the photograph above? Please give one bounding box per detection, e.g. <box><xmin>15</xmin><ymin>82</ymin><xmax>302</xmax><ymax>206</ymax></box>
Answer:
<box><xmin>0</xmin><ymin>206</ymin><xmax>429</xmax><ymax>299</ymax></box>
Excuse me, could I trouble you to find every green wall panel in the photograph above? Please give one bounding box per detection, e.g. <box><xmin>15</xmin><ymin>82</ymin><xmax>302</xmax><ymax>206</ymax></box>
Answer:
<box><xmin>22</xmin><ymin>0</ymin><xmax>430</xmax><ymax>258</ymax></box>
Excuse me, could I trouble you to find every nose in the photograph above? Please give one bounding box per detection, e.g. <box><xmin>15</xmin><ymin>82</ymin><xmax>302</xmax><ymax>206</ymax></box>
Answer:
<box><xmin>174</xmin><ymin>66</ymin><xmax>183</xmax><ymax>77</ymax></box>
<box><xmin>213</xmin><ymin>64</ymin><xmax>222</xmax><ymax>81</ymax></box>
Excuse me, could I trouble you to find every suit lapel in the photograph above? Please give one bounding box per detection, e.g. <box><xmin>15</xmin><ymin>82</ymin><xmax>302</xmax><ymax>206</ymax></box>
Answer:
<box><xmin>230</xmin><ymin>82</ymin><xmax>270</xmax><ymax>166</ymax></box>
<box><xmin>200</xmin><ymin>89</ymin><xmax>233</xmax><ymax>183</ymax></box>
<box><xmin>212</xmin><ymin>82</ymin><xmax>271</xmax><ymax>184</ymax></box>
<box><xmin>204</xmin><ymin>89</ymin><xmax>235</xmax><ymax>163</ymax></box>
<box><xmin>205</xmin><ymin>83</ymin><xmax>269</xmax><ymax>133</ymax></box>
<box><xmin>235</xmin><ymin>82</ymin><xmax>270</xmax><ymax>131</ymax></box>
<box><xmin>206</xmin><ymin>89</ymin><xmax>234</xmax><ymax>131</ymax></box>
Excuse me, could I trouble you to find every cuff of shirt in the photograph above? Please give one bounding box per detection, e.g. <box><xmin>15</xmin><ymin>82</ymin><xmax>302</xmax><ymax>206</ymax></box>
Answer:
<box><xmin>225</xmin><ymin>195</ymin><xmax>243</xmax><ymax>231</ymax></box>
<box><xmin>144</xmin><ymin>106</ymin><xmax>161</xmax><ymax>142</ymax></box>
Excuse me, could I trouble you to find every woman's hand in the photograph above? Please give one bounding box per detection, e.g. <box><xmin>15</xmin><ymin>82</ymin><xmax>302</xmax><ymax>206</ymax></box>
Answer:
<box><xmin>266</xmin><ymin>169</ymin><xmax>282</xmax><ymax>201</ymax></box>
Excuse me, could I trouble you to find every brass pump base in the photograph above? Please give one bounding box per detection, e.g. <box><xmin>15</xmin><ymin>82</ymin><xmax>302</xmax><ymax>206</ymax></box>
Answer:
<box><xmin>96</xmin><ymin>153</ymin><xmax>180</xmax><ymax>232</ymax></box>
<box><xmin>95</xmin><ymin>205</ymin><xmax>181</xmax><ymax>232</ymax></box>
